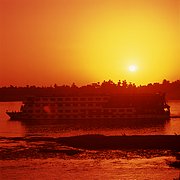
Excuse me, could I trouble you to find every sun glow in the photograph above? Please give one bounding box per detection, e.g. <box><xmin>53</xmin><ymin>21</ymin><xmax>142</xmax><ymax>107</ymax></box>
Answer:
<box><xmin>128</xmin><ymin>65</ymin><xmax>138</xmax><ymax>72</ymax></box>
<box><xmin>0</xmin><ymin>0</ymin><xmax>179</xmax><ymax>86</ymax></box>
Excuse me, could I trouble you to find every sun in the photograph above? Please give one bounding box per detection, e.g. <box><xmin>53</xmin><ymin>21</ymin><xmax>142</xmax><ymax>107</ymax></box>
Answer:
<box><xmin>128</xmin><ymin>65</ymin><xmax>138</xmax><ymax>72</ymax></box>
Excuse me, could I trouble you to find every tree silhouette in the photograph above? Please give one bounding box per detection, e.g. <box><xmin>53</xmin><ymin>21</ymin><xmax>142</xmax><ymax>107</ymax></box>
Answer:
<box><xmin>0</xmin><ymin>79</ymin><xmax>180</xmax><ymax>101</ymax></box>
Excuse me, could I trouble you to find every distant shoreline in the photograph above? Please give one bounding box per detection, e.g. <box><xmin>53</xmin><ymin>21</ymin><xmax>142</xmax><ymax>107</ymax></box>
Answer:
<box><xmin>1</xmin><ymin>79</ymin><xmax>180</xmax><ymax>101</ymax></box>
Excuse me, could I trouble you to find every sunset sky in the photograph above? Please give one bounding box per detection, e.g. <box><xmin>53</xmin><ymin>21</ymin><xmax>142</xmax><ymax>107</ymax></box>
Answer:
<box><xmin>0</xmin><ymin>0</ymin><xmax>179</xmax><ymax>86</ymax></box>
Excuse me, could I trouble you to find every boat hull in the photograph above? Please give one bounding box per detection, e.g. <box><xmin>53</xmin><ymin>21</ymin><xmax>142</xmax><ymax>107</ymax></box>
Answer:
<box><xmin>6</xmin><ymin>112</ymin><xmax>170</xmax><ymax>121</ymax></box>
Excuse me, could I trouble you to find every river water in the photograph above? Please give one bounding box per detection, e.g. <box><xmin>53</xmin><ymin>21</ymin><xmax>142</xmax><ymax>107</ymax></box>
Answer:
<box><xmin>0</xmin><ymin>101</ymin><xmax>180</xmax><ymax>179</ymax></box>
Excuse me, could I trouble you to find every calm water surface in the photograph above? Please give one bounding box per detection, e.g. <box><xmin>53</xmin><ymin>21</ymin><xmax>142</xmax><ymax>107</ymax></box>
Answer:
<box><xmin>0</xmin><ymin>101</ymin><xmax>180</xmax><ymax>179</ymax></box>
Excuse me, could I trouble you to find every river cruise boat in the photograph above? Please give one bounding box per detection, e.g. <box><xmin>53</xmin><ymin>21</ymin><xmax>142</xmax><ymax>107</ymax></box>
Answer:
<box><xmin>6</xmin><ymin>93</ymin><xmax>170</xmax><ymax>120</ymax></box>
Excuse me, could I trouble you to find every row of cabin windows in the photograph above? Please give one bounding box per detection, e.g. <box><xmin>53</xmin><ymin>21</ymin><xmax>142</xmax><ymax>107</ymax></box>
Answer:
<box><xmin>27</xmin><ymin>103</ymin><xmax>103</xmax><ymax>107</ymax></box>
<box><xmin>34</xmin><ymin>97</ymin><xmax>108</xmax><ymax>102</ymax></box>
<box><xmin>32</xmin><ymin>114</ymin><xmax>135</xmax><ymax>119</ymax></box>
<box><xmin>24</xmin><ymin>108</ymin><xmax>134</xmax><ymax>113</ymax></box>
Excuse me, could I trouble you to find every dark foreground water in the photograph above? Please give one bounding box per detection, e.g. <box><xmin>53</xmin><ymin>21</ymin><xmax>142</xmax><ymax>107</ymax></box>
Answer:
<box><xmin>0</xmin><ymin>101</ymin><xmax>180</xmax><ymax>179</ymax></box>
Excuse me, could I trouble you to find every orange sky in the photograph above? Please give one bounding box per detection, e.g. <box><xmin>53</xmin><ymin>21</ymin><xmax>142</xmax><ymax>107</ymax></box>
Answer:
<box><xmin>0</xmin><ymin>0</ymin><xmax>179</xmax><ymax>86</ymax></box>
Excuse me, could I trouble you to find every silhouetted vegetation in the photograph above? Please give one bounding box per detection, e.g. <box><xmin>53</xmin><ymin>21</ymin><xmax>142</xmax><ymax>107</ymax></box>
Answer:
<box><xmin>0</xmin><ymin>79</ymin><xmax>180</xmax><ymax>101</ymax></box>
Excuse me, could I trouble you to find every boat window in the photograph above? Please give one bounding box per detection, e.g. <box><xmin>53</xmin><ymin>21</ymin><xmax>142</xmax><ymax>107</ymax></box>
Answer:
<box><xmin>50</xmin><ymin>98</ymin><xmax>55</xmax><ymax>101</ymax></box>
<box><xmin>27</xmin><ymin>97</ymin><xmax>34</xmax><ymax>101</ymax></box>
<box><xmin>88</xmin><ymin>109</ymin><xmax>93</xmax><ymax>113</ymax></box>
<box><xmin>96</xmin><ymin>97</ymin><xmax>101</xmax><ymax>100</ymax></box>
<box><xmin>127</xmin><ymin>109</ymin><xmax>132</xmax><ymax>112</ymax></box>
<box><xmin>104</xmin><ymin>109</ymin><xmax>109</xmax><ymax>113</ymax></box>
<box><xmin>57</xmin><ymin>98</ymin><xmax>63</xmax><ymax>101</ymax></box>
<box><xmin>27</xmin><ymin>104</ymin><xmax>33</xmax><ymax>107</ymax></box>
<box><xmin>80</xmin><ymin>98</ymin><xmax>85</xmax><ymax>101</ymax></box>
<box><xmin>73</xmin><ymin>98</ymin><xmax>78</xmax><ymax>101</ymax></box>
<box><xmin>65</xmin><ymin>98</ymin><xmax>71</xmax><ymax>101</ymax></box>
<box><xmin>119</xmin><ymin>109</ymin><xmax>124</xmax><ymax>112</ymax></box>
<box><xmin>96</xmin><ymin>109</ymin><xmax>101</xmax><ymax>113</ymax></box>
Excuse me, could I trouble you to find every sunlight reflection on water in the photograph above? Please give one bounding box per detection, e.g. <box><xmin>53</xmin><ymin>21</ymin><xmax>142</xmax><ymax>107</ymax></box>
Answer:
<box><xmin>0</xmin><ymin>156</ymin><xmax>179</xmax><ymax>180</ymax></box>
